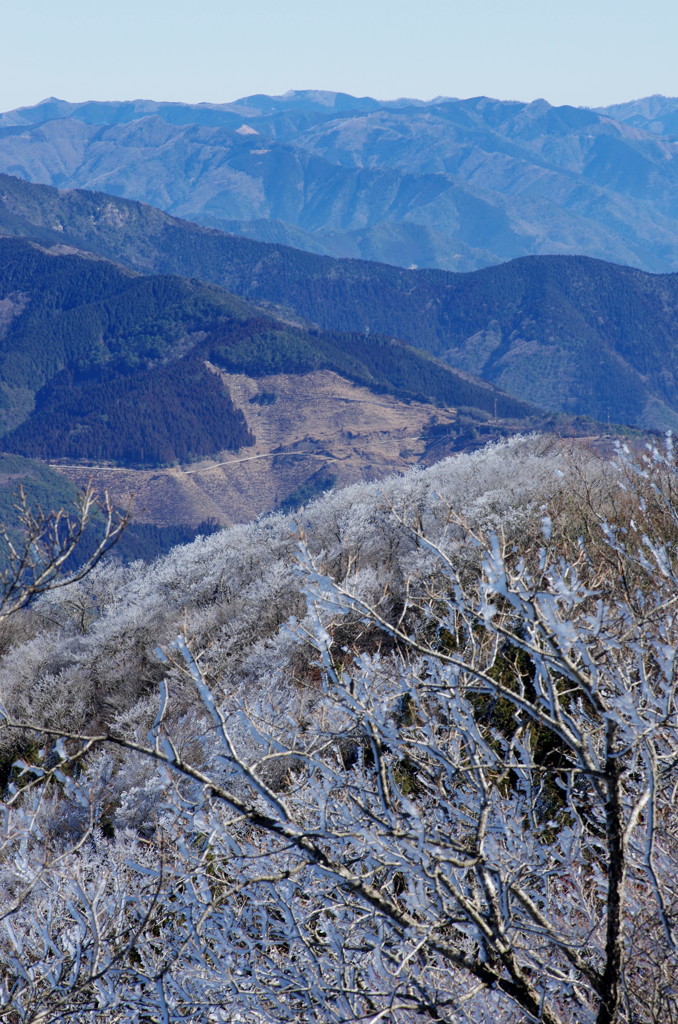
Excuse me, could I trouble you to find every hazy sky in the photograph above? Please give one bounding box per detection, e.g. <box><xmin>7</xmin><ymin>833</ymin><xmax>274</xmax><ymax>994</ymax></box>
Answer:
<box><xmin>2</xmin><ymin>0</ymin><xmax>677</xmax><ymax>111</ymax></box>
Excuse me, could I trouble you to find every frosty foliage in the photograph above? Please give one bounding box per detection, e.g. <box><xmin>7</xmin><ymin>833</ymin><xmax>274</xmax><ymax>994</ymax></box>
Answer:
<box><xmin>0</xmin><ymin>435</ymin><xmax>676</xmax><ymax>1023</ymax></box>
<box><xmin>0</xmin><ymin>436</ymin><xmax>567</xmax><ymax>755</ymax></box>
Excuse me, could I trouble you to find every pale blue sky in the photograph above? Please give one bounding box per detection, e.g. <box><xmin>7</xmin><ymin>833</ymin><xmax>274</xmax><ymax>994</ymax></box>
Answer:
<box><xmin>2</xmin><ymin>0</ymin><xmax>677</xmax><ymax>112</ymax></box>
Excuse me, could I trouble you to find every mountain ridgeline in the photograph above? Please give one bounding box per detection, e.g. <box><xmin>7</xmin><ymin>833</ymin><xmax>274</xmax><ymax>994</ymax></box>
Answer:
<box><xmin>2</xmin><ymin>175</ymin><xmax>678</xmax><ymax>430</ymax></box>
<box><xmin>0</xmin><ymin>236</ymin><xmax>533</xmax><ymax>468</ymax></box>
<box><xmin>4</xmin><ymin>91</ymin><xmax>678</xmax><ymax>273</ymax></box>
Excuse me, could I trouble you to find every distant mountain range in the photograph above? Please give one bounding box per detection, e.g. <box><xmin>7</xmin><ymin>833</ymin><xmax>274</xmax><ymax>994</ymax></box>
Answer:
<box><xmin>3</xmin><ymin>91</ymin><xmax>678</xmax><ymax>272</ymax></box>
<box><xmin>2</xmin><ymin>173</ymin><xmax>677</xmax><ymax>432</ymax></box>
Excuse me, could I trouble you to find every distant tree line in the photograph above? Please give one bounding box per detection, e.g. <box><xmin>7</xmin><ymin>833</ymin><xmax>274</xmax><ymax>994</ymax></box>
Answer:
<box><xmin>4</xmin><ymin>357</ymin><xmax>253</xmax><ymax>466</ymax></box>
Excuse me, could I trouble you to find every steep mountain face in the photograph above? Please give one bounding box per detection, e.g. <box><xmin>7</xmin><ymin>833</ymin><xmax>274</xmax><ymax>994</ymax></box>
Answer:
<box><xmin>220</xmin><ymin>250</ymin><xmax>678</xmax><ymax>431</ymax></box>
<box><xmin>3</xmin><ymin>92</ymin><xmax>678</xmax><ymax>272</ymax></box>
<box><xmin>1</xmin><ymin>176</ymin><xmax>677</xmax><ymax>431</ymax></box>
<box><xmin>0</xmin><ymin>234</ymin><xmax>527</xmax><ymax>424</ymax></box>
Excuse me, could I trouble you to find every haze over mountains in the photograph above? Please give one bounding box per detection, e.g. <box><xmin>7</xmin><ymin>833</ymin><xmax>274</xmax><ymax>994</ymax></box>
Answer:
<box><xmin>3</xmin><ymin>91</ymin><xmax>678</xmax><ymax>272</ymax></box>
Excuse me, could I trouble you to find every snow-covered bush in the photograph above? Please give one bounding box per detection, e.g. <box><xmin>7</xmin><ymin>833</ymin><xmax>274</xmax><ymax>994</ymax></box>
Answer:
<box><xmin>2</xmin><ymin>436</ymin><xmax>676</xmax><ymax>1023</ymax></box>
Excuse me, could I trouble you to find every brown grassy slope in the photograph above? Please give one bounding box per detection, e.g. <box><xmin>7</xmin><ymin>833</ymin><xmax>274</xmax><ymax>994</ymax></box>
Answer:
<box><xmin>49</xmin><ymin>369</ymin><xmax>458</xmax><ymax>527</ymax></box>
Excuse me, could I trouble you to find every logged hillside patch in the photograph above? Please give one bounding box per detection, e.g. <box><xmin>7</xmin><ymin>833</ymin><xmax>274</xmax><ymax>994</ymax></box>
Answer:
<box><xmin>207</xmin><ymin>320</ymin><xmax>535</xmax><ymax>417</ymax></box>
<box><xmin>0</xmin><ymin>235</ymin><xmax>537</xmax><ymax>472</ymax></box>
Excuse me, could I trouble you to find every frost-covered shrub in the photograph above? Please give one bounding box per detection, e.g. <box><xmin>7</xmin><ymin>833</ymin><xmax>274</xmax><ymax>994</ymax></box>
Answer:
<box><xmin>2</xmin><ymin>436</ymin><xmax>677</xmax><ymax>1023</ymax></box>
<box><xmin>0</xmin><ymin>437</ymin><xmax>614</xmax><ymax>757</ymax></box>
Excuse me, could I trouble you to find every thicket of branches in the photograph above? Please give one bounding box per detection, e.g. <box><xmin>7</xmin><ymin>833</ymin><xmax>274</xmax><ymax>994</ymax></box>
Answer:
<box><xmin>0</xmin><ymin>436</ymin><xmax>676</xmax><ymax>1023</ymax></box>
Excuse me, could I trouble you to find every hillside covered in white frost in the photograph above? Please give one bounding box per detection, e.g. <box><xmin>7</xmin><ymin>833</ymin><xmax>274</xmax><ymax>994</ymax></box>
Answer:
<box><xmin>1</xmin><ymin>435</ymin><xmax>677</xmax><ymax>1024</ymax></box>
<box><xmin>0</xmin><ymin>436</ymin><xmax>572</xmax><ymax>760</ymax></box>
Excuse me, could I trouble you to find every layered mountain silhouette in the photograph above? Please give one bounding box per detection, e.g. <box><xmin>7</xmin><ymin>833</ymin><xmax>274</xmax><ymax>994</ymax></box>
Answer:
<box><xmin>1</xmin><ymin>174</ymin><xmax>677</xmax><ymax>431</ymax></box>
<box><xmin>0</xmin><ymin>234</ymin><xmax>533</xmax><ymax>471</ymax></box>
<box><xmin>597</xmin><ymin>95</ymin><xmax>678</xmax><ymax>137</ymax></box>
<box><xmin>3</xmin><ymin>91</ymin><xmax>678</xmax><ymax>272</ymax></box>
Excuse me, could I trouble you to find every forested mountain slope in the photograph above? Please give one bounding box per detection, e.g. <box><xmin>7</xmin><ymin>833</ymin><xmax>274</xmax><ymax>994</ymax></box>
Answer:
<box><xmin>3</xmin><ymin>91</ymin><xmax>678</xmax><ymax>272</ymax></box>
<box><xmin>0</xmin><ymin>234</ymin><xmax>545</xmax><ymax>533</ymax></box>
<box><xmin>0</xmin><ymin>238</ymin><xmax>254</xmax><ymax>465</ymax></box>
<box><xmin>0</xmin><ymin>236</ymin><xmax>532</xmax><ymax>469</ymax></box>
<box><xmin>2</xmin><ymin>175</ymin><xmax>677</xmax><ymax>430</ymax></box>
